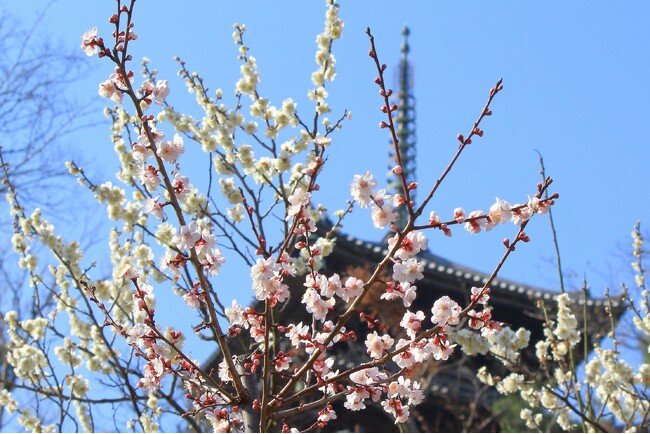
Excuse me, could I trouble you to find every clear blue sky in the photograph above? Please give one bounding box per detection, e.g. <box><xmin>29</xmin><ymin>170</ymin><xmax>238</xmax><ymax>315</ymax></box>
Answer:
<box><xmin>5</xmin><ymin>1</ymin><xmax>650</xmax><ymax>358</ymax></box>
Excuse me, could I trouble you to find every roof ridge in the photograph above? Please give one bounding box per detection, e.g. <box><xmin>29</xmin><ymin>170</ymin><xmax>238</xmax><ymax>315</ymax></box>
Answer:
<box><xmin>336</xmin><ymin>232</ymin><xmax>623</xmax><ymax>309</ymax></box>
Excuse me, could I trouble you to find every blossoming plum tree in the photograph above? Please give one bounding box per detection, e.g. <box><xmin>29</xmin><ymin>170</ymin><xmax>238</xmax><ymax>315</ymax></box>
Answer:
<box><xmin>1</xmin><ymin>0</ymin><xmax>648</xmax><ymax>432</ymax></box>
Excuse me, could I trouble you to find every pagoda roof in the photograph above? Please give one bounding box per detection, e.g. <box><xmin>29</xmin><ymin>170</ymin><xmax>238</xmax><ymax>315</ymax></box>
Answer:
<box><xmin>335</xmin><ymin>232</ymin><xmax>622</xmax><ymax>311</ymax></box>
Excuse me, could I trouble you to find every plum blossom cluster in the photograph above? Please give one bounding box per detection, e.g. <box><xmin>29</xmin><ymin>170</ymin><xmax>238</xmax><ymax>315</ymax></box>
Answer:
<box><xmin>464</xmin><ymin>224</ymin><xmax>650</xmax><ymax>433</ymax></box>
<box><xmin>350</xmin><ymin>171</ymin><xmax>398</xmax><ymax>229</ymax></box>
<box><xmin>250</xmin><ymin>256</ymin><xmax>293</xmax><ymax>307</ymax></box>
<box><xmin>343</xmin><ymin>368</ymin><xmax>423</xmax><ymax>425</ymax></box>
<box><xmin>0</xmin><ymin>0</ymin><xmax>577</xmax><ymax>432</ymax></box>
<box><xmin>426</xmin><ymin>194</ymin><xmax>554</xmax><ymax>238</ymax></box>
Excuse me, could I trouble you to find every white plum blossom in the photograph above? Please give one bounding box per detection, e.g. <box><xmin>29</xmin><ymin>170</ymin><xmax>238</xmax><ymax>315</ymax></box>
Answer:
<box><xmin>365</xmin><ymin>331</ymin><xmax>394</xmax><ymax>359</ymax></box>
<box><xmin>286</xmin><ymin>322</ymin><xmax>310</xmax><ymax>348</ymax></box>
<box><xmin>250</xmin><ymin>257</ymin><xmax>289</xmax><ymax>305</ymax></box>
<box><xmin>487</xmin><ymin>197</ymin><xmax>511</xmax><ymax>228</ymax></box>
<box><xmin>427</xmin><ymin>336</ymin><xmax>456</xmax><ymax>361</ymax></box>
<box><xmin>317</xmin><ymin>405</ymin><xmax>337</xmax><ymax>424</ymax></box>
<box><xmin>172</xmin><ymin>173</ymin><xmax>193</xmax><ymax>200</ymax></box>
<box><xmin>143</xmin><ymin>79</ymin><xmax>170</xmax><ymax>105</ymax></box>
<box><xmin>310</xmin><ymin>320</ymin><xmax>346</xmax><ymax>354</ymax></box>
<box><xmin>138</xmin><ymin>358</ymin><xmax>166</xmax><ymax>392</ymax></box>
<box><xmin>274</xmin><ymin>353</ymin><xmax>292</xmax><ymax>372</ymax></box>
<box><xmin>510</xmin><ymin>203</ymin><xmax>533</xmax><ymax>226</ymax></box>
<box><xmin>467</xmin><ymin>309</ymin><xmax>491</xmax><ymax>330</ymax></box>
<box><xmin>139</xmin><ymin>165</ymin><xmax>161</xmax><ymax>190</ymax></box>
<box><xmin>126</xmin><ymin>323</ymin><xmax>150</xmax><ymax>347</ymax></box>
<box><xmin>251</xmin><ymin>257</ymin><xmax>279</xmax><ymax>285</ymax></box>
<box><xmin>392</xmin><ymin>258</ymin><xmax>424</xmax><ymax>284</ymax></box>
<box><xmin>349</xmin><ymin>367</ymin><xmax>388</xmax><ymax>386</ymax></box>
<box><xmin>218</xmin><ymin>359</ymin><xmax>234</xmax><ymax>383</ymax></box>
<box><xmin>381</xmin><ymin>282</ymin><xmax>417</xmax><ymax>307</ymax></box>
<box><xmin>160</xmin><ymin>250</ymin><xmax>184</xmax><ymax>278</ymax></box>
<box><xmin>302</xmin><ymin>288</ymin><xmax>334</xmax><ymax>322</ymax></box>
<box><xmin>431</xmin><ymin>296</ymin><xmax>461</xmax><ymax>327</ymax></box>
<box><xmin>388</xmin><ymin>231</ymin><xmax>428</xmax><ymax>260</ymax></box>
<box><xmin>183</xmin><ymin>291</ymin><xmax>201</xmax><ymax>309</ymax></box>
<box><xmin>205</xmin><ymin>411</ymin><xmax>231</xmax><ymax>433</ymax></box>
<box><xmin>371</xmin><ymin>202</ymin><xmax>398</xmax><ymax>229</ymax></box>
<box><xmin>287</xmin><ymin>187</ymin><xmax>311</xmax><ymax>219</ymax></box>
<box><xmin>144</xmin><ymin>196</ymin><xmax>166</xmax><ymax>220</ymax></box>
<box><xmin>338</xmin><ymin>276</ymin><xmax>364</xmax><ymax>302</ymax></box>
<box><xmin>157</xmin><ymin>134</ymin><xmax>185</xmax><ymax>162</ymax></box>
<box><xmin>313</xmin><ymin>355</ymin><xmax>335</xmax><ymax>377</ymax></box>
<box><xmin>98</xmin><ymin>73</ymin><xmax>124</xmax><ymax>104</ymax></box>
<box><xmin>194</xmin><ymin>227</ymin><xmax>217</xmax><ymax>255</ymax></box>
<box><xmin>173</xmin><ymin>222</ymin><xmax>201</xmax><ymax>251</ymax></box>
<box><xmin>350</xmin><ymin>171</ymin><xmax>376</xmax><ymax>207</ymax></box>
<box><xmin>344</xmin><ymin>388</ymin><xmax>369</xmax><ymax>411</ymax></box>
<box><xmin>225</xmin><ymin>300</ymin><xmax>246</xmax><ymax>328</ymax></box>
<box><xmin>400</xmin><ymin>310</ymin><xmax>425</xmax><ymax>339</ymax></box>
<box><xmin>387</xmin><ymin>376</ymin><xmax>424</xmax><ymax>406</ymax></box>
<box><xmin>304</xmin><ymin>272</ymin><xmax>328</xmax><ymax>294</ymax></box>
<box><xmin>81</xmin><ymin>27</ymin><xmax>99</xmax><ymax>56</ymax></box>
<box><xmin>381</xmin><ymin>399</ymin><xmax>410</xmax><ymax>424</ymax></box>
<box><xmin>471</xmin><ymin>286</ymin><xmax>490</xmax><ymax>305</ymax></box>
<box><xmin>322</xmin><ymin>273</ymin><xmax>342</xmax><ymax>298</ymax></box>
<box><xmin>553</xmin><ymin>293</ymin><xmax>580</xmax><ymax>345</ymax></box>
<box><xmin>464</xmin><ymin>210</ymin><xmax>486</xmax><ymax>234</ymax></box>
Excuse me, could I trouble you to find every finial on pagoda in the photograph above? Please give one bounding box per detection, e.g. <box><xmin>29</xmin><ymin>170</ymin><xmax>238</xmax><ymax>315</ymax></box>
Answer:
<box><xmin>388</xmin><ymin>26</ymin><xmax>417</xmax><ymax>229</ymax></box>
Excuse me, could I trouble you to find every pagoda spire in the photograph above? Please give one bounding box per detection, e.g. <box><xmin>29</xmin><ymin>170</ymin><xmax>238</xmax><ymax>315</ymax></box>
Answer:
<box><xmin>389</xmin><ymin>27</ymin><xmax>416</xmax><ymax>230</ymax></box>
